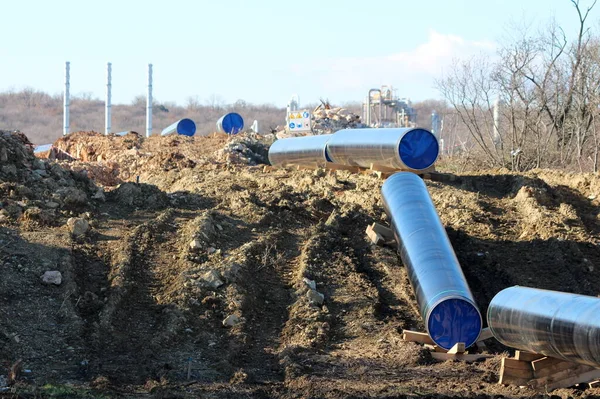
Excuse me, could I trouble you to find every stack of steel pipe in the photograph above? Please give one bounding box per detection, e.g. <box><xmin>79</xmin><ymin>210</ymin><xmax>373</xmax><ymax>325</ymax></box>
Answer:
<box><xmin>268</xmin><ymin>127</ymin><xmax>439</xmax><ymax>172</ymax></box>
<box><xmin>381</xmin><ymin>172</ymin><xmax>482</xmax><ymax>349</ymax></box>
<box><xmin>488</xmin><ymin>286</ymin><xmax>600</xmax><ymax>368</ymax></box>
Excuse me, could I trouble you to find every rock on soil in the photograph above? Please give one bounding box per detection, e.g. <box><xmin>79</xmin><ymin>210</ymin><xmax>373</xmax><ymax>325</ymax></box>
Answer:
<box><xmin>222</xmin><ymin>314</ymin><xmax>241</xmax><ymax>327</ymax></box>
<box><xmin>41</xmin><ymin>271</ymin><xmax>62</xmax><ymax>285</ymax></box>
<box><xmin>67</xmin><ymin>217</ymin><xmax>89</xmax><ymax>236</ymax></box>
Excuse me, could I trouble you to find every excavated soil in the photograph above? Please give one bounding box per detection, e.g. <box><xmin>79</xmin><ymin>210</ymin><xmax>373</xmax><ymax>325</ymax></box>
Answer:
<box><xmin>3</xmin><ymin>131</ymin><xmax>600</xmax><ymax>398</ymax></box>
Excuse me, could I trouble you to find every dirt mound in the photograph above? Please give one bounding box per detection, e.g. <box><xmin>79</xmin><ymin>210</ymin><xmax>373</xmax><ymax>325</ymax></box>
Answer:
<box><xmin>8</xmin><ymin>128</ymin><xmax>600</xmax><ymax>398</ymax></box>
<box><xmin>53</xmin><ymin>131</ymin><xmax>143</xmax><ymax>162</ymax></box>
<box><xmin>0</xmin><ymin>131</ymin><xmax>101</xmax><ymax>225</ymax></box>
<box><xmin>107</xmin><ymin>182</ymin><xmax>170</xmax><ymax>210</ymax></box>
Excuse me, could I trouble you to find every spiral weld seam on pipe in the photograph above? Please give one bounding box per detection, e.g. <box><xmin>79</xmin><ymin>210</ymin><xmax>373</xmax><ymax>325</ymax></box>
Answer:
<box><xmin>381</xmin><ymin>172</ymin><xmax>482</xmax><ymax>349</ymax></box>
<box><xmin>325</xmin><ymin>127</ymin><xmax>439</xmax><ymax>171</ymax></box>
<box><xmin>268</xmin><ymin>134</ymin><xmax>333</xmax><ymax>167</ymax></box>
<box><xmin>488</xmin><ymin>286</ymin><xmax>600</xmax><ymax>368</ymax></box>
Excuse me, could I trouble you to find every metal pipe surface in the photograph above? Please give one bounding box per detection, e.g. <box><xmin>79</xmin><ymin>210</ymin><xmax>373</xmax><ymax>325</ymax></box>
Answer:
<box><xmin>326</xmin><ymin>128</ymin><xmax>439</xmax><ymax>171</ymax></box>
<box><xmin>161</xmin><ymin>119</ymin><xmax>196</xmax><ymax>136</ymax></box>
<box><xmin>381</xmin><ymin>172</ymin><xmax>482</xmax><ymax>349</ymax></box>
<box><xmin>63</xmin><ymin>62</ymin><xmax>70</xmax><ymax>136</ymax></box>
<box><xmin>488</xmin><ymin>286</ymin><xmax>600</xmax><ymax>368</ymax></box>
<box><xmin>268</xmin><ymin>134</ymin><xmax>333</xmax><ymax>167</ymax></box>
<box><xmin>105</xmin><ymin>62</ymin><xmax>112</xmax><ymax>135</ymax></box>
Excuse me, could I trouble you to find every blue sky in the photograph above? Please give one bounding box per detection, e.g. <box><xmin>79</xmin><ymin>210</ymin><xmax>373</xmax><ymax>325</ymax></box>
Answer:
<box><xmin>0</xmin><ymin>0</ymin><xmax>594</xmax><ymax>107</ymax></box>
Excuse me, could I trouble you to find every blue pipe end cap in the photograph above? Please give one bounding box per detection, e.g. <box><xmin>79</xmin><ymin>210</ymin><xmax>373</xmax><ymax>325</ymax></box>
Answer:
<box><xmin>399</xmin><ymin>129</ymin><xmax>439</xmax><ymax>170</ymax></box>
<box><xmin>177</xmin><ymin>118</ymin><xmax>196</xmax><ymax>136</ymax></box>
<box><xmin>222</xmin><ymin>113</ymin><xmax>244</xmax><ymax>135</ymax></box>
<box><xmin>428</xmin><ymin>298</ymin><xmax>482</xmax><ymax>350</ymax></box>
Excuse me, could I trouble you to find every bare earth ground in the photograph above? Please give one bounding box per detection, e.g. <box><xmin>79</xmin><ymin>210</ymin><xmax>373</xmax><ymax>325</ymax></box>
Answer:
<box><xmin>3</xmin><ymin>131</ymin><xmax>600</xmax><ymax>398</ymax></box>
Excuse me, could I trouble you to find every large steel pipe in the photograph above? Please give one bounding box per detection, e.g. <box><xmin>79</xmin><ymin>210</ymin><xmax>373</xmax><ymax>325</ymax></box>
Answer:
<box><xmin>381</xmin><ymin>172</ymin><xmax>482</xmax><ymax>349</ymax></box>
<box><xmin>161</xmin><ymin>118</ymin><xmax>196</xmax><ymax>136</ymax></box>
<box><xmin>268</xmin><ymin>134</ymin><xmax>333</xmax><ymax>167</ymax></box>
<box><xmin>326</xmin><ymin>128</ymin><xmax>439</xmax><ymax>171</ymax></box>
<box><xmin>217</xmin><ymin>112</ymin><xmax>244</xmax><ymax>134</ymax></box>
<box><xmin>488</xmin><ymin>286</ymin><xmax>600</xmax><ymax>368</ymax></box>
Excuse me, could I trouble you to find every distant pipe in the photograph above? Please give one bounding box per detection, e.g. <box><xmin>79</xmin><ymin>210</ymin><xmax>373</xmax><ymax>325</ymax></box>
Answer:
<box><xmin>326</xmin><ymin>128</ymin><xmax>439</xmax><ymax>171</ymax></box>
<box><xmin>105</xmin><ymin>62</ymin><xmax>112</xmax><ymax>135</ymax></box>
<box><xmin>268</xmin><ymin>134</ymin><xmax>333</xmax><ymax>167</ymax></box>
<box><xmin>381</xmin><ymin>172</ymin><xmax>482</xmax><ymax>349</ymax></box>
<box><xmin>217</xmin><ymin>112</ymin><xmax>244</xmax><ymax>134</ymax></box>
<box><xmin>161</xmin><ymin>119</ymin><xmax>196</xmax><ymax>136</ymax></box>
<box><xmin>63</xmin><ymin>61</ymin><xmax>70</xmax><ymax>136</ymax></box>
<box><xmin>488</xmin><ymin>286</ymin><xmax>600</xmax><ymax>368</ymax></box>
<box><xmin>146</xmin><ymin>63</ymin><xmax>153</xmax><ymax>137</ymax></box>
<box><xmin>34</xmin><ymin>144</ymin><xmax>53</xmax><ymax>154</ymax></box>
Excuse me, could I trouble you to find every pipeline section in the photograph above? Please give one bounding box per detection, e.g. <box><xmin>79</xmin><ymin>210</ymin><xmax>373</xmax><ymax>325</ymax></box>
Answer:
<box><xmin>381</xmin><ymin>172</ymin><xmax>482</xmax><ymax>349</ymax></box>
<box><xmin>488</xmin><ymin>286</ymin><xmax>600</xmax><ymax>368</ymax></box>
<box><xmin>161</xmin><ymin>118</ymin><xmax>196</xmax><ymax>136</ymax></box>
<box><xmin>327</xmin><ymin>128</ymin><xmax>439</xmax><ymax>171</ymax></box>
<box><xmin>268</xmin><ymin>134</ymin><xmax>333</xmax><ymax>167</ymax></box>
<box><xmin>267</xmin><ymin>127</ymin><xmax>439</xmax><ymax>172</ymax></box>
<box><xmin>217</xmin><ymin>112</ymin><xmax>244</xmax><ymax>134</ymax></box>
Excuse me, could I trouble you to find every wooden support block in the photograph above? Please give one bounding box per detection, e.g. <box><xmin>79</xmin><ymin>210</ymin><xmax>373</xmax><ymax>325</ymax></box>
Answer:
<box><xmin>529</xmin><ymin>364</ymin><xmax>598</xmax><ymax>390</ymax></box>
<box><xmin>477</xmin><ymin>327</ymin><xmax>494</xmax><ymax>342</ymax></box>
<box><xmin>533</xmin><ymin>359</ymin><xmax>576</xmax><ymax>379</ymax></box>
<box><xmin>325</xmin><ymin>164</ymin><xmax>361</xmax><ymax>173</ymax></box>
<box><xmin>515</xmin><ymin>350</ymin><xmax>545</xmax><ymax>362</ymax></box>
<box><xmin>448</xmin><ymin>343</ymin><xmax>465</xmax><ymax>354</ymax></box>
<box><xmin>366</xmin><ymin>225</ymin><xmax>385</xmax><ymax>246</ymax></box>
<box><xmin>402</xmin><ymin>330</ymin><xmax>434</xmax><ymax>345</ymax></box>
<box><xmin>371</xmin><ymin>223</ymin><xmax>395</xmax><ymax>242</ymax></box>
<box><xmin>546</xmin><ymin>368</ymin><xmax>600</xmax><ymax>391</ymax></box>
<box><xmin>499</xmin><ymin>358</ymin><xmax>534</xmax><ymax>385</ymax></box>
<box><xmin>430</xmin><ymin>352</ymin><xmax>492</xmax><ymax>362</ymax></box>
<box><xmin>369</xmin><ymin>163</ymin><xmax>398</xmax><ymax>173</ymax></box>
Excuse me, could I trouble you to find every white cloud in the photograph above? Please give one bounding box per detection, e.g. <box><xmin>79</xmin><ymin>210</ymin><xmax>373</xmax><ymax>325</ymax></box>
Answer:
<box><xmin>289</xmin><ymin>30</ymin><xmax>497</xmax><ymax>100</ymax></box>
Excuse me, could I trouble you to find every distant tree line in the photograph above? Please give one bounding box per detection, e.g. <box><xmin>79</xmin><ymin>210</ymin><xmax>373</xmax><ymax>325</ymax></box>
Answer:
<box><xmin>437</xmin><ymin>0</ymin><xmax>600</xmax><ymax>172</ymax></box>
<box><xmin>0</xmin><ymin>90</ymin><xmax>288</xmax><ymax>144</ymax></box>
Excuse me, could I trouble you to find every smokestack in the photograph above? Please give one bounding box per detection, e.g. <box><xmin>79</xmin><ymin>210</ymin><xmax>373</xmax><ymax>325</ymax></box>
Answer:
<box><xmin>63</xmin><ymin>61</ymin><xmax>70</xmax><ymax>136</ymax></box>
<box><xmin>146</xmin><ymin>63</ymin><xmax>153</xmax><ymax>137</ymax></box>
<box><xmin>105</xmin><ymin>62</ymin><xmax>112</xmax><ymax>135</ymax></box>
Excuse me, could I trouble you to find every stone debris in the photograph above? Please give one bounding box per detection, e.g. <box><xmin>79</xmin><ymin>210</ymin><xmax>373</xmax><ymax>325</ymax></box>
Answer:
<box><xmin>307</xmin><ymin>289</ymin><xmax>325</xmax><ymax>306</ymax></box>
<box><xmin>189</xmin><ymin>239</ymin><xmax>203</xmax><ymax>251</ymax></box>
<box><xmin>303</xmin><ymin>277</ymin><xmax>317</xmax><ymax>290</ymax></box>
<box><xmin>67</xmin><ymin>217</ymin><xmax>89</xmax><ymax>236</ymax></box>
<box><xmin>41</xmin><ymin>271</ymin><xmax>62</xmax><ymax>286</ymax></box>
<box><xmin>214</xmin><ymin>133</ymin><xmax>269</xmax><ymax>165</ymax></box>
<box><xmin>202</xmin><ymin>270</ymin><xmax>224</xmax><ymax>289</ymax></box>
<box><xmin>222</xmin><ymin>314</ymin><xmax>241</xmax><ymax>327</ymax></box>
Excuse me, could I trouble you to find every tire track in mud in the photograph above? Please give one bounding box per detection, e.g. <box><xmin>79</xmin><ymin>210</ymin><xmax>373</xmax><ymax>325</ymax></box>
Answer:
<box><xmin>86</xmin><ymin>209</ymin><xmax>186</xmax><ymax>382</ymax></box>
<box><xmin>222</xmin><ymin>230</ymin><xmax>302</xmax><ymax>383</ymax></box>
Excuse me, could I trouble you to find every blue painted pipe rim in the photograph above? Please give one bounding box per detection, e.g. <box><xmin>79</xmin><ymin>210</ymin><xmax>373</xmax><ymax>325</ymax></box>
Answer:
<box><xmin>395</xmin><ymin>128</ymin><xmax>440</xmax><ymax>170</ymax></box>
<box><xmin>426</xmin><ymin>295</ymin><xmax>482</xmax><ymax>350</ymax></box>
